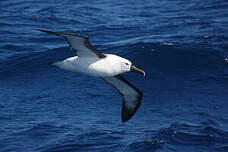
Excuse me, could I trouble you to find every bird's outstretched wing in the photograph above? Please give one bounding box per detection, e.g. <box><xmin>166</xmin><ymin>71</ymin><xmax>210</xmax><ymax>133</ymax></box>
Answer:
<box><xmin>36</xmin><ymin>29</ymin><xmax>106</xmax><ymax>58</ymax></box>
<box><xmin>102</xmin><ymin>75</ymin><xmax>142</xmax><ymax>122</ymax></box>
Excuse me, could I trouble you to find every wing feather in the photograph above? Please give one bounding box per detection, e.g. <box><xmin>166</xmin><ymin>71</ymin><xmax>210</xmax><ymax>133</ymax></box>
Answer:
<box><xmin>102</xmin><ymin>75</ymin><xmax>142</xmax><ymax>122</ymax></box>
<box><xmin>36</xmin><ymin>29</ymin><xmax>106</xmax><ymax>58</ymax></box>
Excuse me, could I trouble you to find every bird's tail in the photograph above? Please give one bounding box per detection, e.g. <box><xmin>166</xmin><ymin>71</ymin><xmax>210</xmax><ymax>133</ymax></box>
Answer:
<box><xmin>48</xmin><ymin>61</ymin><xmax>59</xmax><ymax>66</ymax></box>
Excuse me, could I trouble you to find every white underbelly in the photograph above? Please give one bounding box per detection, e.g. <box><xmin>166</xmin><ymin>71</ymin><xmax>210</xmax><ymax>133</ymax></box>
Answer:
<box><xmin>58</xmin><ymin>56</ymin><xmax>120</xmax><ymax>77</ymax></box>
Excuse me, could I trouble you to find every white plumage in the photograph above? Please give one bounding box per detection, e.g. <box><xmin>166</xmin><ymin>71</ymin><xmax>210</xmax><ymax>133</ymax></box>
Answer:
<box><xmin>54</xmin><ymin>54</ymin><xmax>131</xmax><ymax>77</ymax></box>
<box><xmin>36</xmin><ymin>29</ymin><xmax>145</xmax><ymax>122</ymax></box>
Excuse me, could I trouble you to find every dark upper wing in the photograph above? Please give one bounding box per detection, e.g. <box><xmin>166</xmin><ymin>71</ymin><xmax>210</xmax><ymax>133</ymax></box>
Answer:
<box><xmin>102</xmin><ymin>75</ymin><xmax>143</xmax><ymax>123</ymax></box>
<box><xmin>36</xmin><ymin>29</ymin><xmax>106</xmax><ymax>58</ymax></box>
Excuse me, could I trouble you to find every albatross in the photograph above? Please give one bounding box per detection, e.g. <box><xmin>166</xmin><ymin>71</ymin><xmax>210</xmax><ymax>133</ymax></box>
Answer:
<box><xmin>36</xmin><ymin>29</ymin><xmax>145</xmax><ymax>123</ymax></box>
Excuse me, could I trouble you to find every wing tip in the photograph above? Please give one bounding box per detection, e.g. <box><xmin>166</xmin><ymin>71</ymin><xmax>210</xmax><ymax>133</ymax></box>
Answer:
<box><xmin>35</xmin><ymin>28</ymin><xmax>90</xmax><ymax>39</ymax></box>
<box><xmin>121</xmin><ymin>94</ymin><xmax>142</xmax><ymax>123</ymax></box>
<box><xmin>34</xmin><ymin>28</ymin><xmax>61</xmax><ymax>36</ymax></box>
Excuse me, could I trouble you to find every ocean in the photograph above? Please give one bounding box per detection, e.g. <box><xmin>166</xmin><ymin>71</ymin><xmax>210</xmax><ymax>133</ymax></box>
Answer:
<box><xmin>0</xmin><ymin>0</ymin><xmax>228</xmax><ymax>151</ymax></box>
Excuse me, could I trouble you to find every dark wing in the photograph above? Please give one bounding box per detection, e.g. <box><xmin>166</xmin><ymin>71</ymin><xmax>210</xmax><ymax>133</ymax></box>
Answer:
<box><xmin>36</xmin><ymin>29</ymin><xmax>106</xmax><ymax>58</ymax></box>
<box><xmin>102</xmin><ymin>75</ymin><xmax>143</xmax><ymax>123</ymax></box>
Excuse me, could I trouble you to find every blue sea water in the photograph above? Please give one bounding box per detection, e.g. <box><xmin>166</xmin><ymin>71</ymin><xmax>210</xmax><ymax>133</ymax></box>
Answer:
<box><xmin>0</xmin><ymin>0</ymin><xmax>228</xmax><ymax>151</ymax></box>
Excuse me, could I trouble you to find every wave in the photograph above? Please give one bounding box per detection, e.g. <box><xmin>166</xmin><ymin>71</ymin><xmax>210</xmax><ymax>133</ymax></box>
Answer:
<box><xmin>40</xmin><ymin>130</ymin><xmax>124</xmax><ymax>152</ymax></box>
<box><xmin>0</xmin><ymin>47</ymin><xmax>73</xmax><ymax>79</ymax></box>
<box><xmin>13</xmin><ymin>122</ymin><xmax>226</xmax><ymax>152</ymax></box>
<box><xmin>125</xmin><ymin>123</ymin><xmax>228</xmax><ymax>152</ymax></box>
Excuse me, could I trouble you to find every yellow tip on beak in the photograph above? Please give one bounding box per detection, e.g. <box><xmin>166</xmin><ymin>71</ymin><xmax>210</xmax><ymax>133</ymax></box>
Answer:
<box><xmin>131</xmin><ymin>65</ymin><xmax>146</xmax><ymax>77</ymax></box>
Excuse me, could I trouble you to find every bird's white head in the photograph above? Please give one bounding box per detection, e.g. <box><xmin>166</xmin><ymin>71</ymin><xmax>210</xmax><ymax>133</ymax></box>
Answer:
<box><xmin>119</xmin><ymin>58</ymin><xmax>132</xmax><ymax>72</ymax></box>
<box><xmin>111</xmin><ymin>55</ymin><xmax>145</xmax><ymax>77</ymax></box>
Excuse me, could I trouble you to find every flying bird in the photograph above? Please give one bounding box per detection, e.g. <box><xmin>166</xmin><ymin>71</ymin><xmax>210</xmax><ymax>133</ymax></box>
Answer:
<box><xmin>36</xmin><ymin>29</ymin><xmax>145</xmax><ymax>122</ymax></box>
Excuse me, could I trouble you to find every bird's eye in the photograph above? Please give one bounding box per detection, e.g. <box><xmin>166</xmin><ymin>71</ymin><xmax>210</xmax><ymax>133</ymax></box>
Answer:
<box><xmin>125</xmin><ymin>63</ymin><xmax>129</xmax><ymax>65</ymax></box>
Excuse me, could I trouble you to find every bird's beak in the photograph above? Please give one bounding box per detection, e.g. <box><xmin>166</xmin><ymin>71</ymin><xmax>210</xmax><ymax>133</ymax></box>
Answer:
<box><xmin>131</xmin><ymin>65</ymin><xmax>146</xmax><ymax>77</ymax></box>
